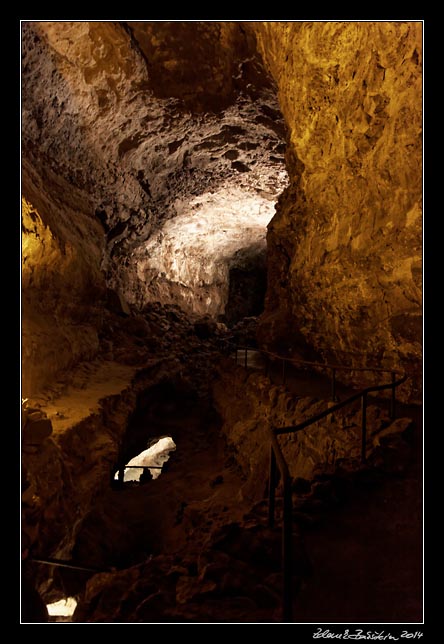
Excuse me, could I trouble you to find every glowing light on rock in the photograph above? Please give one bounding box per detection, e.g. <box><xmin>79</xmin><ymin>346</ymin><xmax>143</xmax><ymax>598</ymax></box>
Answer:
<box><xmin>46</xmin><ymin>597</ymin><xmax>77</xmax><ymax>617</ymax></box>
<box><xmin>145</xmin><ymin>187</ymin><xmax>278</xmax><ymax>277</ymax></box>
<box><xmin>128</xmin><ymin>184</ymin><xmax>288</xmax><ymax>316</ymax></box>
<box><xmin>115</xmin><ymin>436</ymin><xmax>176</xmax><ymax>482</ymax></box>
<box><xmin>22</xmin><ymin>197</ymin><xmax>45</xmax><ymax>262</ymax></box>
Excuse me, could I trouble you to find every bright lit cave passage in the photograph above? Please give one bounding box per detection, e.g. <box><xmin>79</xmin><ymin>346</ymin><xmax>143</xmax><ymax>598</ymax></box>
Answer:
<box><xmin>114</xmin><ymin>437</ymin><xmax>176</xmax><ymax>483</ymax></box>
<box><xmin>131</xmin><ymin>185</ymin><xmax>287</xmax><ymax>323</ymax></box>
<box><xmin>47</xmin><ymin>598</ymin><xmax>77</xmax><ymax>619</ymax></box>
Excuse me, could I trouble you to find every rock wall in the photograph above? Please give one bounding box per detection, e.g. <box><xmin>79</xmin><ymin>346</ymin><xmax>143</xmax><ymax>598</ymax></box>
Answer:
<box><xmin>22</xmin><ymin>355</ymin><xmax>197</xmax><ymax>567</ymax></box>
<box><xmin>212</xmin><ymin>360</ymin><xmax>413</xmax><ymax>502</ymax></box>
<box><xmin>22</xmin><ymin>310</ymin><xmax>231</xmax><ymax>570</ymax></box>
<box><xmin>21</xmin><ymin>21</ymin><xmax>422</xmax><ymax>400</ymax></box>
<box><xmin>252</xmin><ymin>22</ymin><xmax>422</xmax><ymax>399</ymax></box>
<box><xmin>22</xmin><ymin>373</ymin><xmax>137</xmax><ymax>565</ymax></box>
<box><xmin>21</xmin><ymin>193</ymin><xmax>105</xmax><ymax>397</ymax></box>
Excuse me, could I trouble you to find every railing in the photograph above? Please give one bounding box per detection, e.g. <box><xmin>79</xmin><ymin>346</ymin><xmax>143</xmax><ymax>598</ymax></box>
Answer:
<box><xmin>115</xmin><ymin>464</ymin><xmax>162</xmax><ymax>485</ymax></box>
<box><xmin>27</xmin><ymin>556</ymin><xmax>107</xmax><ymax>573</ymax></box>
<box><xmin>26</xmin><ymin>344</ymin><xmax>407</xmax><ymax>623</ymax></box>
<box><xmin>123</xmin><ymin>465</ymin><xmax>162</xmax><ymax>468</ymax></box>
<box><xmin>229</xmin><ymin>342</ymin><xmax>407</xmax><ymax>622</ymax></box>
<box><xmin>268</xmin><ymin>428</ymin><xmax>293</xmax><ymax>622</ymax></box>
<box><xmin>230</xmin><ymin>343</ymin><xmax>402</xmax><ymax>412</ymax></box>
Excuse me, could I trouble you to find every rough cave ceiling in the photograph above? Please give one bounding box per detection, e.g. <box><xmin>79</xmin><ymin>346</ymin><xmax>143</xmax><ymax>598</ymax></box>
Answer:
<box><xmin>22</xmin><ymin>21</ymin><xmax>288</xmax><ymax>317</ymax></box>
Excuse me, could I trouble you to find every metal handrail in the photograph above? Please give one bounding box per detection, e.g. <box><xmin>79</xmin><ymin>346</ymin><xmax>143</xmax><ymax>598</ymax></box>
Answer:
<box><xmin>231</xmin><ymin>343</ymin><xmax>402</xmax><ymax>376</ymax></box>
<box><xmin>229</xmin><ymin>341</ymin><xmax>408</xmax><ymax>623</ymax></box>
<box><xmin>28</xmin><ymin>556</ymin><xmax>107</xmax><ymax>573</ymax></box>
<box><xmin>268</xmin><ymin>371</ymin><xmax>407</xmax><ymax>622</ymax></box>
<box><xmin>267</xmin><ymin>372</ymin><xmax>407</xmax><ymax>623</ymax></box>
<box><xmin>228</xmin><ymin>342</ymin><xmax>403</xmax><ymax>407</ymax></box>
<box><xmin>268</xmin><ymin>429</ymin><xmax>293</xmax><ymax>622</ymax></box>
<box><xmin>121</xmin><ymin>465</ymin><xmax>162</xmax><ymax>469</ymax></box>
<box><xmin>275</xmin><ymin>374</ymin><xmax>408</xmax><ymax>438</ymax></box>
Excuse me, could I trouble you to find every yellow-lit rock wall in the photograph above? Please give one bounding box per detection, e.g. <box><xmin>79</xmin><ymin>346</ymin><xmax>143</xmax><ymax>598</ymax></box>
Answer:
<box><xmin>253</xmin><ymin>22</ymin><xmax>422</xmax><ymax>398</ymax></box>
<box><xmin>22</xmin><ymin>195</ymin><xmax>105</xmax><ymax>397</ymax></box>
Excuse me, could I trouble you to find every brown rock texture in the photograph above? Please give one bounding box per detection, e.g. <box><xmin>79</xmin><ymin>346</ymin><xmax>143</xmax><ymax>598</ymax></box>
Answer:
<box><xmin>21</xmin><ymin>21</ymin><xmax>287</xmax><ymax>378</ymax></box>
<box><xmin>20</xmin><ymin>22</ymin><xmax>422</xmax><ymax>623</ymax></box>
<box><xmin>22</xmin><ymin>361</ymin><xmax>141</xmax><ymax>563</ymax></box>
<box><xmin>73</xmin><ymin>539</ymin><xmax>285</xmax><ymax>623</ymax></box>
<box><xmin>22</xmin><ymin>21</ymin><xmax>422</xmax><ymax>399</ymax></box>
<box><xmin>21</xmin><ymin>308</ymin><xmax>233</xmax><ymax>574</ymax></box>
<box><xmin>212</xmin><ymin>359</ymin><xmax>413</xmax><ymax>501</ymax></box>
<box><xmin>21</xmin><ymin>194</ymin><xmax>104</xmax><ymax>397</ymax></box>
<box><xmin>252</xmin><ymin>22</ymin><xmax>422</xmax><ymax>399</ymax></box>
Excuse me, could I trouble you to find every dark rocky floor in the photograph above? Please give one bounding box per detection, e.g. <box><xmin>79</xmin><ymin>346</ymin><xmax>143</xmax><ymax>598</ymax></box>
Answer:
<box><xmin>250</xmin><ymin>353</ymin><xmax>423</xmax><ymax>623</ymax></box>
<box><xmin>23</xmin><ymin>328</ymin><xmax>423</xmax><ymax>624</ymax></box>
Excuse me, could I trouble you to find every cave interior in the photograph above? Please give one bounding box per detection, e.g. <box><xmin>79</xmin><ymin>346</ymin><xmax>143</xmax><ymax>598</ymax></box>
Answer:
<box><xmin>21</xmin><ymin>20</ymin><xmax>423</xmax><ymax>624</ymax></box>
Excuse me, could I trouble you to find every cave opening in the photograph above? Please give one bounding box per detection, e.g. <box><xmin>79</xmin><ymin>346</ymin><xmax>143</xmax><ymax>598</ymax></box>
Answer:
<box><xmin>110</xmin><ymin>380</ymin><xmax>198</xmax><ymax>487</ymax></box>
<box><xmin>222</xmin><ymin>246</ymin><xmax>268</xmax><ymax>327</ymax></box>
<box><xmin>113</xmin><ymin>436</ymin><xmax>176</xmax><ymax>484</ymax></box>
<box><xmin>54</xmin><ymin>379</ymin><xmax>231</xmax><ymax>594</ymax></box>
<box><xmin>47</xmin><ymin>597</ymin><xmax>77</xmax><ymax>621</ymax></box>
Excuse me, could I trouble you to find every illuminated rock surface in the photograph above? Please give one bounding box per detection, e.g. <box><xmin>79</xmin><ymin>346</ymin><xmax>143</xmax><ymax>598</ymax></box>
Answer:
<box><xmin>22</xmin><ymin>21</ymin><xmax>287</xmax><ymax>394</ymax></box>
<box><xmin>252</xmin><ymin>22</ymin><xmax>422</xmax><ymax>398</ymax></box>
<box><xmin>21</xmin><ymin>21</ymin><xmax>422</xmax><ymax>624</ymax></box>
<box><xmin>21</xmin><ymin>21</ymin><xmax>421</xmax><ymax>398</ymax></box>
<box><xmin>117</xmin><ymin>436</ymin><xmax>176</xmax><ymax>482</ymax></box>
<box><xmin>22</xmin><ymin>21</ymin><xmax>421</xmax><ymax>397</ymax></box>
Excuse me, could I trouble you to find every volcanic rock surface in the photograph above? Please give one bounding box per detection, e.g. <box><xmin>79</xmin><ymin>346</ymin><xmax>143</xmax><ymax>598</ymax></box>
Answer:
<box><xmin>22</xmin><ymin>21</ymin><xmax>422</xmax><ymax>397</ymax></box>
<box><xmin>21</xmin><ymin>21</ymin><xmax>422</xmax><ymax>624</ymax></box>
<box><xmin>252</xmin><ymin>22</ymin><xmax>422</xmax><ymax>397</ymax></box>
<box><xmin>22</xmin><ymin>21</ymin><xmax>288</xmax><ymax>395</ymax></box>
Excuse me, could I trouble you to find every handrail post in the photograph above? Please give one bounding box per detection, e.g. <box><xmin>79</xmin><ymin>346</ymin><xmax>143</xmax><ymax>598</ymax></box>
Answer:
<box><xmin>282</xmin><ymin>475</ymin><xmax>293</xmax><ymax>622</ymax></box>
<box><xmin>390</xmin><ymin>371</ymin><xmax>396</xmax><ymax>419</ymax></box>
<box><xmin>361</xmin><ymin>392</ymin><xmax>367</xmax><ymax>464</ymax></box>
<box><xmin>331</xmin><ymin>368</ymin><xmax>337</xmax><ymax>402</ymax></box>
<box><xmin>282</xmin><ymin>359</ymin><xmax>286</xmax><ymax>385</ymax></box>
<box><xmin>244</xmin><ymin>348</ymin><xmax>248</xmax><ymax>368</ymax></box>
<box><xmin>268</xmin><ymin>443</ymin><xmax>276</xmax><ymax>528</ymax></box>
